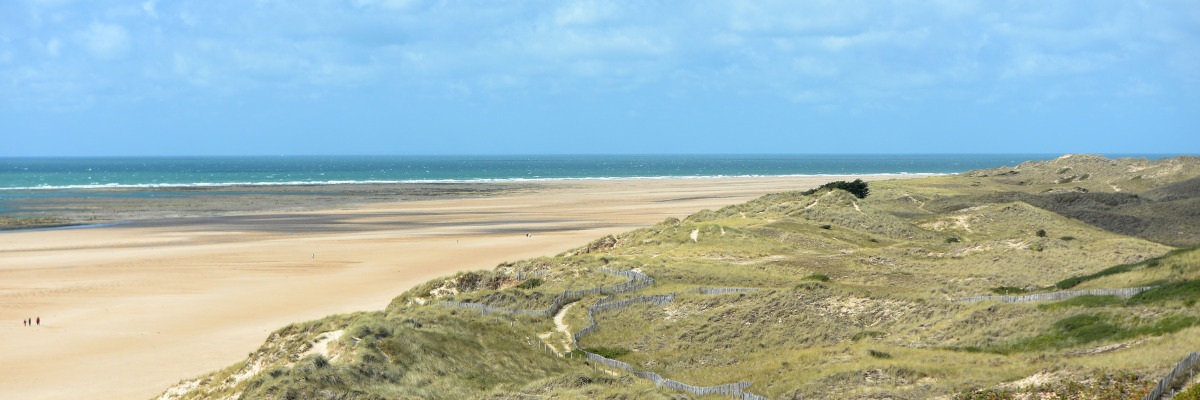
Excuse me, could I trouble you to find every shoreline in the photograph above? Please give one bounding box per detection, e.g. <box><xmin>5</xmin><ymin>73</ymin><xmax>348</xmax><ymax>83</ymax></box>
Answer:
<box><xmin>1</xmin><ymin>175</ymin><xmax>941</xmax><ymax>230</ymax></box>
<box><xmin>0</xmin><ymin>175</ymin><xmax>931</xmax><ymax>400</ymax></box>
<box><xmin>0</xmin><ymin>171</ymin><xmax>945</xmax><ymax>191</ymax></box>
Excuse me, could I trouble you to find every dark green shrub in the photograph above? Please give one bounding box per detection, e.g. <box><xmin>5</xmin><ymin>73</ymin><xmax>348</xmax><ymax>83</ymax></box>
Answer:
<box><xmin>1036</xmin><ymin>229</ymin><xmax>1047</xmax><ymax>237</ymax></box>
<box><xmin>516</xmin><ymin>278</ymin><xmax>543</xmax><ymax>289</ymax></box>
<box><xmin>1127</xmin><ymin>280</ymin><xmax>1200</xmax><ymax>304</ymax></box>
<box><xmin>820</xmin><ymin>224</ymin><xmax>832</xmax><ymax>230</ymax></box>
<box><xmin>867</xmin><ymin>349</ymin><xmax>892</xmax><ymax>359</ymax></box>
<box><xmin>583</xmin><ymin>346</ymin><xmax>630</xmax><ymax>359</ymax></box>
<box><xmin>802</xmin><ymin>179</ymin><xmax>870</xmax><ymax>199</ymax></box>
<box><xmin>793</xmin><ymin>282</ymin><xmax>827</xmax><ymax>291</ymax></box>
<box><xmin>1060</xmin><ymin>236</ymin><xmax>1076</xmax><ymax>241</ymax></box>
<box><xmin>946</xmin><ymin>237</ymin><xmax>960</xmax><ymax>243</ymax></box>
<box><xmin>803</xmin><ymin>274</ymin><xmax>830</xmax><ymax>282</ymax></box>
<box><xmin>1054</xmin><ymin>251</ymin><xmax>1186</xmax><ymax>289</ymax></box>
<box><xmin>990</xmin><ymin>286</ymin><xmax>1029</xmax><ymax>295</ymax></box>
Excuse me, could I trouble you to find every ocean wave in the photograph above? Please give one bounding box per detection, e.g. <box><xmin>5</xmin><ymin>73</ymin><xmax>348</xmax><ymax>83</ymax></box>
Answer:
<box><xmin>0</xmin><ymin>173</ymin><xmax>946</xmax><ymax>191</ymax></box>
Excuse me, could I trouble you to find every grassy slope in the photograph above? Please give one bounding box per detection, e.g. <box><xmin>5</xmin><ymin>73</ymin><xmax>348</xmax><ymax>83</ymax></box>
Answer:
<box><xmin>163</xmin><ymin>155</ymin><xmax>1200</xmax><ymax>400</ymax></box>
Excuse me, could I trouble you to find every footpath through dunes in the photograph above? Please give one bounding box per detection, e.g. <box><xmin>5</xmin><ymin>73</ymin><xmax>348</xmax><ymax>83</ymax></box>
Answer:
<box><xmin>1</xmin><ymin>175</ymin><xmax>910</xmax><ymax>400</ymax></box>
<box><xmin>154</xmin><ymin>155</ymin><xmax>1200</xmax><ymax>400</ymax></box>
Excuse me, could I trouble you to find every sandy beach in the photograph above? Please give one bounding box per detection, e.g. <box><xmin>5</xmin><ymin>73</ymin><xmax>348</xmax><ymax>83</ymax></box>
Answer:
<box><xmin>0</xmin><ymin>175</ymin><xmax>922</xmax><ymax>400</ymax></box>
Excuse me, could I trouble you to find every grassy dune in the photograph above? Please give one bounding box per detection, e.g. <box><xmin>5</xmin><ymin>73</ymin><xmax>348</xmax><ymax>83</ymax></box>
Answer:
<box><xmin>160</xmin><ymin>155</ymin><xmax>1200</xmax><ymax>400</ymax></box>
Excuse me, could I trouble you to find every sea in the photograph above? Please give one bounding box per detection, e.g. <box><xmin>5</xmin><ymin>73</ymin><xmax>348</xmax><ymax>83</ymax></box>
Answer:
<box><xmin>0</xmin><ymin>154</ymin><xmax>1179</xmax><ymax>215</ymax></box>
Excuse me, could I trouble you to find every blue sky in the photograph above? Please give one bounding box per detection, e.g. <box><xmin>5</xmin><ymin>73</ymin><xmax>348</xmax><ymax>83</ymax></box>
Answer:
<box><xmin>1</xmin><ymin>0</ymin><xmax>1197</xmax><ymax>156</ymax></box>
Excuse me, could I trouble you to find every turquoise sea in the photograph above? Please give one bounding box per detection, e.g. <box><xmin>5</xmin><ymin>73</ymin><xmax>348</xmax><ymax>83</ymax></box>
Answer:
<box><xmin>0</xmin><ymin>154</ymin><xmax>1131</xmax><ymax>190</ymax></box>
<box><xmin>3</xmin><ymin>153</ymin><xmax>1187</xmax><ymax>189</ymax></box>
<box><xmin>0</xmin><ymin>154</ymin><xmax>1179</xmax><ymax>215</ymax></box>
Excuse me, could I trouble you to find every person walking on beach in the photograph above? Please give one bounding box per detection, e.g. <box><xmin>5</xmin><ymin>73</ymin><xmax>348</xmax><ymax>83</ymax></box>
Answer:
<box><xmin>36</xmin><ymin>317</ymin><xmax>40</xmax><ymax>326</ymax></box>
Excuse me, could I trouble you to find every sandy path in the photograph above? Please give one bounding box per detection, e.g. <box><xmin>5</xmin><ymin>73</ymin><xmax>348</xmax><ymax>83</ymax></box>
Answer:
<box><xmin>537</xmin><ymin>301</ymin><xmax>577</xmax><ymax>356</ymax></box>
<box><xmin>0</xmin><ymin>175</ymin><xmax>921</xmax><ymax>400</ymax></box>
<box><xmin>554</xmin><ymin>302</ymin><xmax>574</xmax><ymax>337</ymax></box>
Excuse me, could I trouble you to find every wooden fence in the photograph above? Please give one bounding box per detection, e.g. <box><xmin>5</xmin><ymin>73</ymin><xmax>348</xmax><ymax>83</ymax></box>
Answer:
<box><xmin>437</xmin><ymin>269</ymin><xmax>770</xmax><ymax>398</ymax></box>
<box><xmin>1142</xmin><ymin>352</ymin><xmax>1200</xmax><ymax>400</ymax></box>
<box><xmin>686</xmin><ymin>286</ymin><xmax>759</xmax><ymax>295</ymax></box>
<box><xmin>435</xmin><ymin>267</ymin><xmax>654</xmax><ymax>318</ymax></box>
<box><xmin>571</xmin><ymin>287</ymin><xmax>770</xmax><ymax>399</ymax></box>
<box><xmin>951</xmin><ymin>286</ymin><xmax>1153</xmax><ymax>303</ymax></box>
<box><xmin>583</xmin><ymin>351</ymin><xmax>769</xmax><ymax>399</ymax></box>
<box><xmin>514</xmin><ymin>270</ymin><xmax>550</xmax><ymax>281</ymax></box>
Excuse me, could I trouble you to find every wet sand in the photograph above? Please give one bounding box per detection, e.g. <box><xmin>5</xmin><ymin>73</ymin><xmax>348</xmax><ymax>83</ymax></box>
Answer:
<box><xmin>0</xmin><ymin>176</ymin><xmax>925</xmax><ymax>400</ymax></box>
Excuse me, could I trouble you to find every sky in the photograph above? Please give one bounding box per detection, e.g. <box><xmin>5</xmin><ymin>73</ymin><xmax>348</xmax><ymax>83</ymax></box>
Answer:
<box><xmin>1</xmin><ymin>0</ymin><xmax>1198</xmax><ymax>156</ymax></box>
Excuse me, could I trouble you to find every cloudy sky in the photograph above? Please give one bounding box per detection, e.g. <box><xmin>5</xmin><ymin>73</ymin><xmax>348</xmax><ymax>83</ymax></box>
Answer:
<box><xmin>1</xmin><ymin>0</ymin><xmax>1197</xmax><ymax>156</ymax></box>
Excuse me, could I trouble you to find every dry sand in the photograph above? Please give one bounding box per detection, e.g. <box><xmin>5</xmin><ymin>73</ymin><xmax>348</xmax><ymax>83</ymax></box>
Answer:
<box><xmin>0</xmin><ymin>175</ymin><xmax>923</xmax><ymax>399</ymax></box>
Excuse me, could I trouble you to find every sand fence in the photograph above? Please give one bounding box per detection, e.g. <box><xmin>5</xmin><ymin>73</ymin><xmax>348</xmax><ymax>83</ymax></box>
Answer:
<box><xmin>951</xmin><ymin>286</ymin><xmax>1154</xmax><ymax>303</ymax></box>
<box><xmin>436</xmin><ymin>268</ymin><xmax>772</xmax><ymax>399</ymax></box>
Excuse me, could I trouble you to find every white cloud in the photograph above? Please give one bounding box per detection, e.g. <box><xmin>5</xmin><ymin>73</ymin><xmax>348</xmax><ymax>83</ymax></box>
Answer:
<box><xmin>1001</xmin><ymin>49</ymin><xmax>1116</xmax><ymax>79</ymax></box>
<box><xmin>141</xmin><ymin>0</ymin><xmax>157</xmax><ymax>18</ymax></box>
<box><xmin>3</xmin><ymin>0</ymin><xmax>1195</xmax><ymax>112</ymax></box>
<box><xmin>351</xmin><ymin>0</ymin><xmax>424</xmax><ymax>11</ymax></box>
<box><xmin>1119</xmin><ymin>78</ymin><xmax>1160</xmax><ymax>97</ymax></box>
<box><xmin>791</xmin><ymin>56</ymin><xmax>837</xmax><ymax>77</ymax></box>
<box><xmin>31</xmin><ymin>38</ymin><xmax>62</xmax><ymax>57</ymax></box>
<box><xmin>46</xmin><ymin>38</ymin><xmax>61</xmax><ymax>56</ymax></box>
<box><xmin>554</xmin><ymin>0</ymin><xmax>617</xmax><ymax>27</ymax></box>
<box><xmin>81</xmin><ymin>22</ymin><xmax>130</xmax><ymax>59</ymax></box>
<box><xmin>178</xmin><ymin>11</ymin><xmax>197</xmax><ymax>26</ymax></box>
<box><xmin>26</xmin><ymin>0</ymin><xmax>75</xmax><ymax>8</ymax></box>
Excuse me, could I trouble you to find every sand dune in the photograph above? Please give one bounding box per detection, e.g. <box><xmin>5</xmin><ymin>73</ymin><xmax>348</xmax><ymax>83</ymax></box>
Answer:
<box><xmin>0</xmin><ymin>176</ymin><xmax>918</xmax><ymax>400</ymax></box>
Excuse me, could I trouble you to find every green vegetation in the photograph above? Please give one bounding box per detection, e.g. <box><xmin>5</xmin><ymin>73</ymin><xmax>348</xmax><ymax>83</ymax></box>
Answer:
<box><xmin>1128</xmin><ymin>280</ymin><xmax>1200</xmax><ymax>305</ymax></box>
<box><xmin>581</xmin><ymin>346</ymin><xmax>631</xmax><ymax>359</ymax></box>
<box><xmin>953</xmin><ymin>371</ymin><xmax>1154</xmax><ymax>400</ymax></box>
<box><xmin>867</xmin><ymin>349</ymin><xmax>892</xmax><ymax>359</ymax></box>
<box><xmin>1055</xmin><ymin>249</ymin><xmax>1195</xmax><ymax>289</ymax></box>
<box><xmin>515</xmin><ymin>277</ymin><xmax>542</xmax><ymax>289</ymax></box>
<box><xmin>803</xmin><ymin>274</ymin><xmax>830</xmax><ymax>282</ymax></box>
<box><xmin>164</xmin><ymin>155</ymin><xmax>1200</xmax><ymax>400</ymax></box>
<box><xmin>802</xmin><ymin>178</ymin><xmax>870</xmax><ymax>199</ymax></box>
<box><xmin>990</xmin><ymin>286</ymin><xmax>1029</xmax><ymax>295</ymax></box>
<box><xmin>1175</xmin><ymin>381</ymin><xmax>1200</xmax><ymax>400</ymax></box>
<box><xmin>1000</xmin><ymin>313</ymin><xmax>1199</xmax><ymax>353</ymax></box>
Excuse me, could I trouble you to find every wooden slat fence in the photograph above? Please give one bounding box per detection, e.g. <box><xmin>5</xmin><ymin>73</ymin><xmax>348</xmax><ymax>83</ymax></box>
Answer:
<box><xmin>571</xmin><ymin>286</ymin><xmax>771</xmax><ymax>399</ymax></box>
<box><xmin>686</xmin><ymin>286</ymin><xmax>759</xmax><ymax>295</ymax></box>
<box><xmin>584</xmin><ymin>352</ymin><xmax>767</xmax><ymax>399</ymax></box>
<box><xmin>435</xmin><ymin>267</ymin><xmax>654</xmax><ymax>318</ymax></box>
<box><xmin>951</xmin><ymin>286</ymin><xmax>1153</xmax><ymax>303</ymax></box>
<box><xmin>1142</xmin><ymin>352</ymin><xmax>1200</xmax><ymax>400</ymax></box>
<box><xmin>437</xmin><ymin>268</ymin><xmax>771</xmax><ymax>399</ymax></box>
<box><xmin>514</xmin><ymin>270</ymin><xmax>550</xmax><ymax>281</ymax></box>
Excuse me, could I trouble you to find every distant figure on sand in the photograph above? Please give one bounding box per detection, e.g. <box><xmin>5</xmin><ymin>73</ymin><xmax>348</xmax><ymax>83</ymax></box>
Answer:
<box><xmin>36</xmin><ymin>317</ymin><xmax>40</xmax><ymax>325</ymax></box>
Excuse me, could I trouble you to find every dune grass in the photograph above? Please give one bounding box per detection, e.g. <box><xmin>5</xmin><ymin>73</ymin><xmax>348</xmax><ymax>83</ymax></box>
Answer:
<box><xmin>165</xmin><ymin>156</ymin><xmax>1200</xmax><ymax>400</ymax></box>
